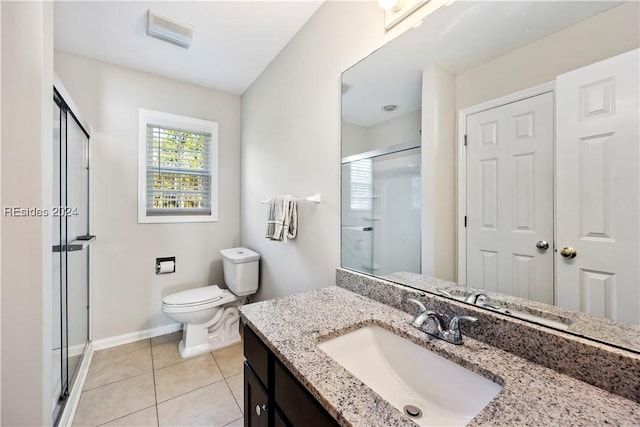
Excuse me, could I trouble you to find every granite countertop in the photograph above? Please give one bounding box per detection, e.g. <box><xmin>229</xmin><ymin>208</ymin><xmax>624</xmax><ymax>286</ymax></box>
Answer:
<box><xmin>239</xmin><ymin>286</ymin><xmax>640</xmax><ymax>427</ymax></box>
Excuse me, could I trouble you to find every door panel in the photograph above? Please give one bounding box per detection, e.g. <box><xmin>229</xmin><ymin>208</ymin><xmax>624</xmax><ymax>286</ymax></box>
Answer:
<box><xmin>467</xmin><ymin>92</ymin><xmax>554</xmax><ymax>304</ymax></box>
<box><xmin>556</xmin><ymin>49</ymin><xmax>640</xmax><ymax>325</ymax></box>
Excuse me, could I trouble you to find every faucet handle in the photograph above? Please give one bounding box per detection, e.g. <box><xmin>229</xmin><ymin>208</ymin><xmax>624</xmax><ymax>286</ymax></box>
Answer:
<box><xmin>446</xmin><ymin>315</ymin><xmax>478</xmax><ymax>345</ymax></box>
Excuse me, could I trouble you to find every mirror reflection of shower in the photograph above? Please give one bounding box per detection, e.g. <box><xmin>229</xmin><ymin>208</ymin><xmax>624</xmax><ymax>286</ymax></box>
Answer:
<box><xmin>341</xmin><ymin>143</ymin><xmax>421</xmax><ymax>276</ymax></box>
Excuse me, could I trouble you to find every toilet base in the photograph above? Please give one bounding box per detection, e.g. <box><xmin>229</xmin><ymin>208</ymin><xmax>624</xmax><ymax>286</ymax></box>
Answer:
<box><xmin>177</xmin><ymin>305</ymin><xmax>241</xmax><ymax>359</ymax></box>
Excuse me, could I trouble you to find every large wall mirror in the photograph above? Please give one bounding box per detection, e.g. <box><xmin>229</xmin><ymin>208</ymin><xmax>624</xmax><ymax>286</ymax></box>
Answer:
<box><xmin>341</xmin><ymin>1</ymin><xmax>640</xmax><ymax>352</ymax></box>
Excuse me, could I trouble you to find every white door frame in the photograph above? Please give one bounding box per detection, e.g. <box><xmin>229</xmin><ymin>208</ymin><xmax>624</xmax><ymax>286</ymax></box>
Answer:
<box><xmin>457</xmin><ymin>81</ymin><xmax>555</xmax><ymax>284</ymax></box>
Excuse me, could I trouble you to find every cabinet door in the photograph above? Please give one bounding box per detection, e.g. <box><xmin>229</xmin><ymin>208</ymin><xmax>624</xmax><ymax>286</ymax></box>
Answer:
<box><xmin>244</xmin><ymin>362</ymin><xmax>269</xmax><ymax>427</ymax></box>
<box><xmin>274</xmin><ymin>408</ymin><xmax>290</xmax><ymax>427</ymax></box>
<box><xmin>274</xmin><ymin>359</ymin><xmax>339</xmax><ymax>427</ymax></box>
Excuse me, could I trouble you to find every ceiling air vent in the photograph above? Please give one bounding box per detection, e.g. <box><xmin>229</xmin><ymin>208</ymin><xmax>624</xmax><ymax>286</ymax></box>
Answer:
<box><xmin>147</xmin><ymin>9</ymin><xmax>195</xmax><ymax>49</ymax></box>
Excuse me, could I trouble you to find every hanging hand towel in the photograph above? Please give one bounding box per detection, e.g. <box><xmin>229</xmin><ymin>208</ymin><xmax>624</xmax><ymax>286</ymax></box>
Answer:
<box><xmin>265</xmin><ymin>195</ymin><xmax>297</xmax><ymax>241</ymax></box>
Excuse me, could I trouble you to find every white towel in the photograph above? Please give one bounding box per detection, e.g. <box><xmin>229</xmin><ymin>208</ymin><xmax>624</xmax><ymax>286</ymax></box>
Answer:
<box><xmin>265</xmin><ymin>195</ymin><xmax>297</xmax><ymax>242</ymax></box>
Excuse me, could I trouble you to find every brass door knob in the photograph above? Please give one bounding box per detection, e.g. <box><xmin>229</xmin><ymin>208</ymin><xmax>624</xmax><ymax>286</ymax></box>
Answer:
<box><xmin>560</xmin><ymin>246</ymin><xmax>577</xmax><ymax>259</ymax></box>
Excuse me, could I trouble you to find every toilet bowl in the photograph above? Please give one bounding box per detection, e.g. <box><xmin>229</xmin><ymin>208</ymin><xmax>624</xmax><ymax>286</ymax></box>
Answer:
<box><xmin>161</xmin><ymin>247</ymin><xmax>260</xmax><ymax>358</ymax></box>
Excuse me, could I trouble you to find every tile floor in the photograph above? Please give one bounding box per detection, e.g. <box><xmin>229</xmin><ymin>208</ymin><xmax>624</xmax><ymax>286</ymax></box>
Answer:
<box><xmin>72</xmin><ymin>331</ymin><xmax>244</xmax><ymax>427</ymax></box>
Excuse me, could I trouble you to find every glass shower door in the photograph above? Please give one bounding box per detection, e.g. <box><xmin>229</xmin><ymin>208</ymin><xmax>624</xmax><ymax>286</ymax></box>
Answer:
<box><xmin>341</xmin><ymin>158</ymin><xmax>375</xmax><ymax>273</ymax></box>
<box><xmin>52</xmin><ymin>89</ymin><xmax>90</xmax><ymax>425</ymax></box>
<box><xmin>341</xmin><ymin>147</ymin><xmax>421</xmax><ymax>276</ymax></box>
<box><xmin>66</xmin><ymin>110</ymin><xmax>89</xmax><ymax>388</ymax></box>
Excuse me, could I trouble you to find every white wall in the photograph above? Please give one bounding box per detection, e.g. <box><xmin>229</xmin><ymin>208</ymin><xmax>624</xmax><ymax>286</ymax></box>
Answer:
<box><xmin>422</xmin><ymin>65</ymin><xmax>456</xmax><ymax>280</ymax></box>
<box><xmin>367</xmin><ymin>109</ymin><xmax>421</xmax><ymax>151</ymax></box>
<box><xmin>241</xmin><ymin>1</ymin><xmax>428</xmax><ymax>301</ymax></box>
<box><xmin>54</xmin><ymin>51</ymin><xmax>242</xmax><ymax>340</ymax></box>
<box><xmin>1</xmin><ymin>2</ymin><xmax>53</xmax><ymax>425</ymax></box>
<box><xmin>341</xmin><ymin>121</ymin><xmax>367</xmax><ymax>158</ymax></box>
<box><xmin>342</xmin><ymin>109</ymin><xmax>421</xmax><ymax>157</ymax></box>
<box><xmin>456</xmin><ymin>2</ymin><xmax>640</xmax><ymax>110</ymax></box>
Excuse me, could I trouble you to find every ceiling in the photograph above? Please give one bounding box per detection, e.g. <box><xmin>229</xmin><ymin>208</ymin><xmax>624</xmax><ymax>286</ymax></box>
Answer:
<box><xmin>54</xmin><ymin>1</ymin><xmax>324</xmax><ymax>95</ymax></box>
<box><xmin>341</xmin><ymin>1</ymin><xmax>621</xmax><ymax>127</ymax></box>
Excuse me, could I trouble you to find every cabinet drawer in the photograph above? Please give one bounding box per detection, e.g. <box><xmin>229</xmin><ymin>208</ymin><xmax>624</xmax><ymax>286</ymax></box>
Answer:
<box><xmin>274</xmin><ymin>359</ymin><xmax>339</xmax><ymax>427</ymax></box>
<box><xmin>244</xmin><ymin>324</ymin><xmax>269</xmax><ymax>386</ymax></box>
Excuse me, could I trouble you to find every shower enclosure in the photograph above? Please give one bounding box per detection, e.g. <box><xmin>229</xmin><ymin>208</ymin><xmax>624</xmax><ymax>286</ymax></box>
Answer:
<box><xmin>52</xmin><ymin>86</ymin><xmax>91</xmax><ymax>424</ymax></box>
<box><xmin>341</xmin><ymin>144</ymin><xmax>421</xmax><ymax>276</ymax></box>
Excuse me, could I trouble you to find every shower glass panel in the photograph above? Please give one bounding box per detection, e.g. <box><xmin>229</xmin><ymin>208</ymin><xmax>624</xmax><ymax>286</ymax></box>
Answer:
<box><xmin>52</xmin><ymin>88</ymin><xmax>90</xmax><ymax>425</ymax></box>
<box><xmin>341</xmin><ymin>147</ymin><xmax>421</xmax><ymax>275</ymax></box>
<box><xmin>66</xmin><ymin>112</ymin><xmax>89</xmax><ymax>386</ymax></box>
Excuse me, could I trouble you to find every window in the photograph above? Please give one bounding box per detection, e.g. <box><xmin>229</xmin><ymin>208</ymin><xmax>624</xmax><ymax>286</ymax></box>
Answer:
<box><xmin>349</xmin><ymin>158</ymin><xmax>373</xmax><ymax>211</ymax></box>
<box><xmin>138</xmin><ymin>109</ymin><xmax>218</xmax><ymax>223</ymax></box>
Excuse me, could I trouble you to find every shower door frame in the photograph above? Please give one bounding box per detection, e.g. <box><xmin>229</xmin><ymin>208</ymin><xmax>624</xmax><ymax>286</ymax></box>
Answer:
<box><xmin>341</xmin><ymin>141</ymin><xmax>422</xmax><ymax>276</ymax></box>
<box><xmin>52</xmin><ymin>80</ymin><xmax>92</xmax><ymax>426</ymax></box>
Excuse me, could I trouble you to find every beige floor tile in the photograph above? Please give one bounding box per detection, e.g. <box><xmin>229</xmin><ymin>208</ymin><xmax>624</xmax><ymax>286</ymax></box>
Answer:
<box><xmin>150</xmin><ymin>331</ymin><xmax>182</xmax><ymax>347</ymax></box>
<box><xmin>84</xmin><ymin>347</ymin><xmax>153</xmax><ymax>390</ymax></box>
<box><xmin>212</xmin><ymin>343</ymin><xmax>244</xmax><ymax>378</ymax></box>
<box><xmin>151</xmin><ymin>340</ymin><xmax>212</xmax><ymax>370</ymax></box>
<box><xmin>223</xmin><ymin>417</ymin><xmax>244</xmax><ymax>427</ymax></box>
<box><xmin>151</xmin><ymin>341</ymin><xmax>183</xmax><ymax>370</ymax></box>
<box><xmin>157</xmin><ymin>381</ymin><xmax>242</xmax><ymax>427</ymax></box>
<box><xmin>100</xmin><ymin>406</ymin><xmax>158</xmax><ymax>427</ymax></box>
<box><xmin>92</xmin><ymin>340</ymin><xmax>150</xmax><ymax>364</ymax></box>
<box><xmin>225</xmin><ymin>373</ymin><xmax>244</xmax><ymax>414</ymax></box>
<box><xmin>72</xmin><ymin>373</ymin><xmax>156</xmax><ymax>427</ymax></box>
<box><xmin>154</xmin><ymin>355</ymin><xmax>224</xmax><ymax>403</ymax></box>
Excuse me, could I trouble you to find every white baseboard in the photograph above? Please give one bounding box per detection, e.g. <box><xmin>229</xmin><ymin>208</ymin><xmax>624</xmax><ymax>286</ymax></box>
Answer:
<box><xmin>58</xmin><ymin>342</ymin><xmax>94</xmax><ymax>427</ymax></box>
<box><xmin>92</xmin><ymin>322</ymin><xmax>182</xmax><ymax>351</ymax></box>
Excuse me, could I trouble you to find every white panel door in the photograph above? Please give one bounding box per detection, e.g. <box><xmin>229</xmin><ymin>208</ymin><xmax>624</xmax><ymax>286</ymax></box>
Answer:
<box><xmin>556</xmin><ymin>49</ymin><xmax>640</xmax><ymax>325</ymax></box>
<box><xmin>466</xmin><ymin>92</ymin><xmax>554</xmax><ymax>303</ymax></box>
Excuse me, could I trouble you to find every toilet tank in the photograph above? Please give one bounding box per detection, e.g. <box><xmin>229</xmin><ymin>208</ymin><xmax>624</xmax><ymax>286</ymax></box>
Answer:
<box><xmin>220</xmin><ymin>247</ymin><xmax>260</xmax><ymax>296</ymax></box>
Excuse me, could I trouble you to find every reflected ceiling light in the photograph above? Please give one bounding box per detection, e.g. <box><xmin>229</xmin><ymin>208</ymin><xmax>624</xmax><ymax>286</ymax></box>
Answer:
<box><xmin>383</xmin><ymin>104</ymin><xmax>398</xmax><ymax>111</ymax></box>
<box><xmin>147</xmin><ymin>9</ymin><xmax>195</xmax><ymax>49</ymax></box>
<box><xmin>378</xmin><ymin>0</ymin><xmax>403</xmax><ymax>12</ymax></box>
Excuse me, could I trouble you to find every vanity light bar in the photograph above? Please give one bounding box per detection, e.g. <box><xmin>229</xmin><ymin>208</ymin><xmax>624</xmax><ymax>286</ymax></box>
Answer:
<box><xmin>147</xmin><ymin>9</ymin><xmax>195</xmax><ymax>49</ymax></box>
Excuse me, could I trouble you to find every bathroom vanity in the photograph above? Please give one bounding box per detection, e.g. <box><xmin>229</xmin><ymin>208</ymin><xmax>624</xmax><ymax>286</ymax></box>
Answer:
<box><xmin>239</xmin><ymin>273</ymin><xmax>640</xmax><ymax>426</ymax></box>
<box><xmin>243</xmin><ymin>324</ymin><xmax>338</xmax><ymax>427</ymax></box>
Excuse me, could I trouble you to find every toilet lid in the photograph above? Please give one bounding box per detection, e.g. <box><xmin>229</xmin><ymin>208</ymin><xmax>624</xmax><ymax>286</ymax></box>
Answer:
<box><xmin>162</xmin><ymin>285</ymin><xmax>224</xmax><ymax>307</ymax></box>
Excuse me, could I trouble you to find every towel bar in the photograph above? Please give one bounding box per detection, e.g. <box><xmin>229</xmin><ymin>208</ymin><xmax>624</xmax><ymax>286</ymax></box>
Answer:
<box><xmin>260</xmin><ymin>194</ymin><xmax>322</xmax><ymax>204</ymax></box>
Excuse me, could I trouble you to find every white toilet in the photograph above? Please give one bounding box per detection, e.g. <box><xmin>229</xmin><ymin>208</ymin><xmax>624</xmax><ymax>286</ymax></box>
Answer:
<box><xmin>161</xmin><ymin>247</ymin><xmax>260</xmax><ymax>358</ymax></box>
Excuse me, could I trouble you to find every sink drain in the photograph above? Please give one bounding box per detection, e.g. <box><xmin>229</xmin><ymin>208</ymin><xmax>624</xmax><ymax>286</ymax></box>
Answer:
<box><xmin>403</xmin><ymin>404</ymin><xmax>422</xmax><ymax>419</ymax></box>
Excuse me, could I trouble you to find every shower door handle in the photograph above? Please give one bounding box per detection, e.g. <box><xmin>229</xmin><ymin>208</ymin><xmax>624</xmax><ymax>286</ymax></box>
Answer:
<box><xmin>53</xmin><ymin>235</ymin><xmax>96</xmax><ymax>252</ymax></box>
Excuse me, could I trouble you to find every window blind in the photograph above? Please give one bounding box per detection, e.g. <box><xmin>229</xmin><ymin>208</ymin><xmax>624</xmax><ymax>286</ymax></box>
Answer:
<box><xmin>350</xmin><ymin>159</ymin><xmax>373</xmax><ymax>211</ymax></box>
<box><xmin>146</xmin><ymin>124</ymin><xmax>212</xmax><ymax>216</ymax></box>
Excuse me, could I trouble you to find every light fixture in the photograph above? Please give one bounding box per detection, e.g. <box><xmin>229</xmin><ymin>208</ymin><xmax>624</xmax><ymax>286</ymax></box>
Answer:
<box><xmin>383</xmin><ymin>104</ymin><xmax>398</xmax><ymax>112</ymax></box>
<box><xmin>377</xmin><ymin>0</ymin><xmax>403</xmax><ymax>12</ymax></box>
<box><xmin>147</xmin><ymin>9</ymin><xmax>195</xmax><ymax>49</ymax></box>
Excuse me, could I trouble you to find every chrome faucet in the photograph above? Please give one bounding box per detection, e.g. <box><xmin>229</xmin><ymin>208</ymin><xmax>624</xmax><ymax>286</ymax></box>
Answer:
<box><xmin>408</xmin><ymin>299</ymin><xmax>478</xmax><ymax>345</ymax></box>
<box><xmin>464</xmin><ymin>291</ymin><xmax>487</xmax><ymax>304</ymax></box>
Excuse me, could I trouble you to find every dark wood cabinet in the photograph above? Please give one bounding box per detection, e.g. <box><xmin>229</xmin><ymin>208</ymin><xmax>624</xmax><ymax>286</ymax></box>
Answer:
<box><xmin>244</xmin><ymin>363</ymin><xmax>269</xmax><ymax>427</ymax></box>
<box><xmin>243</xmin><ymin>324</ymin><xmax>339</xmax><ymax>427</ymax></box>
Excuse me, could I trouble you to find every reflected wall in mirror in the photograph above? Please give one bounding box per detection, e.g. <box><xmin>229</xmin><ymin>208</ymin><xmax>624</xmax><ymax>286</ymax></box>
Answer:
<box><xmin>340</xmin><ymin>0</ymin><xmax>640</xmax><ymax>353</ymax></box>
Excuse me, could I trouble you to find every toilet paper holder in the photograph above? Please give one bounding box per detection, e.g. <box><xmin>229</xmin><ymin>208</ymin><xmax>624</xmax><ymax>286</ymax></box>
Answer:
<box><xmin>156</xmin><ymin>256</ymin><xmax>176</xmax><ymax>274</ymax></box>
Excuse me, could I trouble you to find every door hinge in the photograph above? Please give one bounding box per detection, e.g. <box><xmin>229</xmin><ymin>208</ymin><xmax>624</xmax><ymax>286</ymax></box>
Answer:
<box><xmin>464</xmin><ymin>134</ymin><xmax>468</xmax><ymax>146</ymax></box>
<box><xmin>464</xmin><ymin>216</ymin><xmax>467</xmax><ymax>227</ymax></box>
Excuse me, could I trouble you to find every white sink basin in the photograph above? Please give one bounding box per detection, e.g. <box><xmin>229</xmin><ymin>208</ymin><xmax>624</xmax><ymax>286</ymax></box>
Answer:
<box><xmin>317</xmin><ymin>325</ymin><xmax>502</xmax><ymax>426</ymax></box>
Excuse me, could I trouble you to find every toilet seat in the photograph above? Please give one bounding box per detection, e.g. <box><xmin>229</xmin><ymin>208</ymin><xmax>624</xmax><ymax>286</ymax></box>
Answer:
<box><xmin>161</xmin><ymin>285</ymin><xmax>238</xmax><ymax>313</ymax></box>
